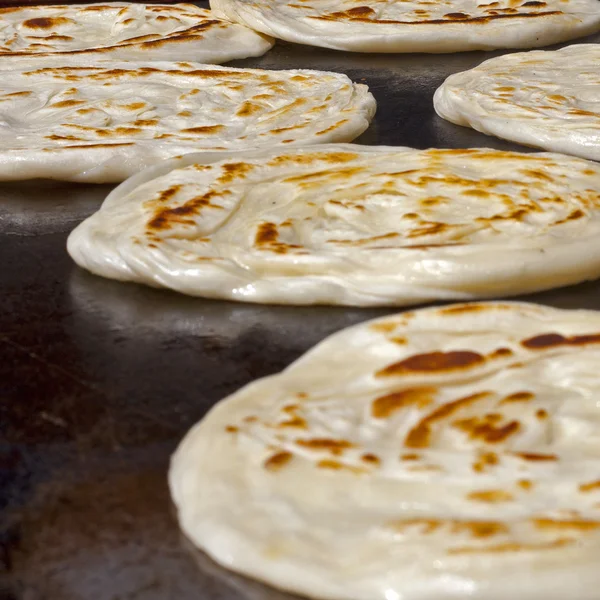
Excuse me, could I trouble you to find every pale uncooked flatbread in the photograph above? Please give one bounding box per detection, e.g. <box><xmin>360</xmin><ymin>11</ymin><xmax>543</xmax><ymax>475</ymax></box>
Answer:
<box><xmin>169</xmin><ymin>301</ymin><xmax>600</xmax><ymax>600</ymax></box>
<box><xmin>0</xmin><ymin>3</ymin><xmax>273</xmax><ymax>63</ymax></box>
<box><xmin>0</xmin><ymin>61</ymin><xmax>374</xmax><ymax>183</ymax></box>
<box><xmin>434</xmin><ymin>44</ymin><xmax>600</xmax><ymax>161</ymax></box>
<box><xmin>68</xmin><ymin>144</ymin><xmax>600</xmax><ymax>305</ymax></box>
<box><xmin>210</xmin><ymin>0</ymin><xmax>600</xmax><ymax>53</ymax></box>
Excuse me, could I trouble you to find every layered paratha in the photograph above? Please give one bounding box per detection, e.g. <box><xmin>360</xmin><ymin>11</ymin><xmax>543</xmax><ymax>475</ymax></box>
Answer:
<box><xmin>68</xmin><ymin>144</ymin><xmax>600</xmax><ymax>305</ymax></box>
<box><xmin>0</xmin><ymin>3</ymin><xmax>273</xmax><ymax>63</ymax></box>
<box><xmin>434</xmin><ymin>44</ymin><xmax>600</xmax><ymax>161</ymax></box>
<box><xmin>0</xmin><ymin>61</ymin><xmax>374</xmax><ymax>183</ymax></box>
<box><xmin>210</xmin><ymin>0</ymin><xmax>600</xmax><ymax>53</ymax></box>
<box><xmin>170</xmin><ymin>301</ymin><xmax>600</xmax><ymax>600</ymax></box>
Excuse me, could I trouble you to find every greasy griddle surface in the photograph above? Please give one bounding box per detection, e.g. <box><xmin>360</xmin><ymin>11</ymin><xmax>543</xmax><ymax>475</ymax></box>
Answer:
<box><xmin>3</xmin><ymin>16</ymin><xmax>600</xmax><ymax>599</ymax></box>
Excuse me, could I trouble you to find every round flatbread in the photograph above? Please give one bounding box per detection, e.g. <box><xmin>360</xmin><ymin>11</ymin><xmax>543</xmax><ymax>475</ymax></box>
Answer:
<box><xmin>68</xmin><ymin>144</ymin><xmax>600</xmax><ymax>305</ymax></box>
<box><xmin>434</xmin><ymin>44</ymin><xmax>600</xmax><ymax>161</ymax></box>
<box><xmin>210</xmin><ymin>0</ymin><xmax>600</xmax><ymax>53</ymax></box>
<box><xmin>0</xmin><ymin>3</ymin><xmax>273</xmax><ymax>63</ymax></box>
<box><xmin>169</xmin><ymin>301</ymin><xmax>600</xmax><ymax>600</ymax></box>
<box><xmin>0</xmin><ymin>61</ymin><xmax>374</xmax><ymax>183</ymax></box>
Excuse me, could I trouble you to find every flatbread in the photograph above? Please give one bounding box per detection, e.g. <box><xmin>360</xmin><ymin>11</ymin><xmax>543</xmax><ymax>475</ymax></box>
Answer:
<box><xmin>0</xmin><ymin>3</ymin><xmax>273</xmax><ymax>63</ymax></box>
<box><xmin>169</xmin><ymin>300</ymin><xmax>600</xmax><ymax>600</ymax></box>
<box><xmin>434</xmin><ymin>44</ymin><xmax>600</xmax><ymax>161</ymax></box>
<box><xmin>210</xmin><ymin>0</ymin><xmax>600</xmax><ymax>53</ymax></box>
<box><xmin>68</xmin><ymin>144</ymin><xmax>600</xmax><ymax>305</ymax></box>
<box><xmin>0</xmin><ymin>61</ymin><xmax>374</xmax><ymax>183</ymax></box>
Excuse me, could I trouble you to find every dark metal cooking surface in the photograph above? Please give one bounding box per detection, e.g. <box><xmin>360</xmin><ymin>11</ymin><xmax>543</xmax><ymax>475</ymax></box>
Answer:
<box><xmin>2</xmin><ymin>14</ymin><xmax>600</xmax><ymax>598</ymax></box>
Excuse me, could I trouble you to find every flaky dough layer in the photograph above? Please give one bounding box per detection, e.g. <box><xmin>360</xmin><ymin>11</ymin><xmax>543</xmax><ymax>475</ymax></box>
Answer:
<box><xmin>0</xmin><ymin>3</ymin><xmax>272</xmax><ymax>63</ymax></box>
<box><xmin>435</xmin><ymin>44</ymin><xmax>600</xmax><ymax>161</ymax></box>
<box><xmin>69</xmin><ymin>144</ymin><xmax>600</xmax><ymax>305</ymax></box>
<box><xmin>0</xmin><ymin>60</ymin><xmax>374</xmax><ymax>182</ymax></box>
<box><xmin>210</xmin><ymin>0</ymin><xmax>600</xmax><ymax>52</ymax></box>
<box><xmin>170</xmin><ymin>301</ymin><xmax>600</xmax><ymax>600</ymax></box>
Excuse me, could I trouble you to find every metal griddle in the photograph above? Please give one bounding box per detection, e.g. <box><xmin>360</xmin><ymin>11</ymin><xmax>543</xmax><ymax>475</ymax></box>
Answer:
<box><xmin>2</xmin><ymin>7</ymin><xmax>600</xmax><ymax>596</ymax></box>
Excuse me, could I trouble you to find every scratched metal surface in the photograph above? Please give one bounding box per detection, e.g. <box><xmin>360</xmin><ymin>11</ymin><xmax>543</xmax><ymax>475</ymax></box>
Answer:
<box><xmin>2</xmin><ymin>12</ymin><xmax>600</xmax><ymax>598</ymax></box>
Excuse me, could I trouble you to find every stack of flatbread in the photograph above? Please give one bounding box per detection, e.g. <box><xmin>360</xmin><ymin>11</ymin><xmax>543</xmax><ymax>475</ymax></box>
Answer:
<box><xmin>210</xmin><ymin>0</ymin><xmax>600</xmax><ymax>52</ymax></box>
<box><xmin>434</xmin><ymin>44</ymin><xmax>600</xmax><ymax>161</ymax></box>
<box><xmin>0</xmin><ymin>3</ymin><xmax>273</xmax><ymax>63</ymax></box>
<box><xmin>170</xmin><ymin>300</ymin><xmax>600</xmax><ymax>600</ymax></box>
<box><xmin>0</xmin><ymin>3</ymin><xmax>379</xmax><ymax>183</ymax></box>
<box><xmin>68</xmin><ymin>144</ymin><xmax>600</xmax><ymax>304</ymax></box>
